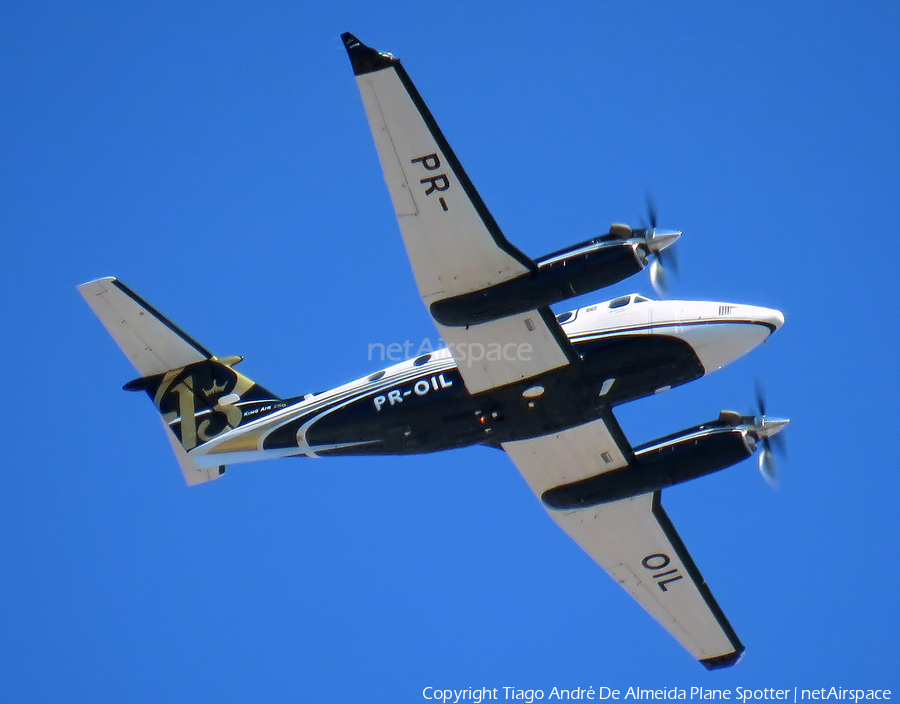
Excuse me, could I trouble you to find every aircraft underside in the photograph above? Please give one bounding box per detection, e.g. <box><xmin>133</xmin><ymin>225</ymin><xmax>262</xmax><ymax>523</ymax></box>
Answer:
<box><xmin>77</xmin><ymin>32</ymin><xmax>790</xmax><ymax>669</ymax></box>
<box><xmin>271</xmin><ymin>333</ymin><xmax>705</xmax><ymax>457</ymax></box>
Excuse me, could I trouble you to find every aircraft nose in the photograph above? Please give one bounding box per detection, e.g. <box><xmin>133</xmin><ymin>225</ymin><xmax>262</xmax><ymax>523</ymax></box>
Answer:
<box><xmin>752</xmin><ymin>306</ymin><xmax>785</xmax><ymax>333</ymax></box>
<box><xmin>670</xmin><ymin>302</ymin><xmax>785</xmax><ymax>375</ymax></box>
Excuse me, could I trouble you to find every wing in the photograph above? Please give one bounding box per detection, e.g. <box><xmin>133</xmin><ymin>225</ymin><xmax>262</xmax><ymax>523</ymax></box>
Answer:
<box><xmin>342</xmin><ymin>32</ymin><xmax>532</xmax><ymax>305</ymax></box>
<box><xmin>503</xmin><ymin>416</ymin><xmax>744</xmax><ymax>669</ymax></box>
<box><xmin>343</xmin><ymin>33</ymin><xmax>575</xmax><ymax>393</ymax></box>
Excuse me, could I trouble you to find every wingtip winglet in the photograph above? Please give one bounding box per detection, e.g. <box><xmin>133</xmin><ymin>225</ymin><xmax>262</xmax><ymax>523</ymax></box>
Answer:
<box><xmin>341</xmin><ymin>32</ymin><xmax>398</xmax><ymax>75</ymax></box>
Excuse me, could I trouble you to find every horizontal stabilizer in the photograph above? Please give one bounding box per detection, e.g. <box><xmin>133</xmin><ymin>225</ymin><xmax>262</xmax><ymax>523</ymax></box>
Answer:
<box><xmin>78</xmin><ymin>277</ymin><xmax>211</xmax><ymax>376</ymax></box>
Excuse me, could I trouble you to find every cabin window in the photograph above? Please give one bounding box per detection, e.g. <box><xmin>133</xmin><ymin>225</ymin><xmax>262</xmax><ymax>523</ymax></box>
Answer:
<box><xmin>609</xmin><ymin>296</ymin><xmax>631</xmax><ymax>309</ymax></box>
<box><xmin>556</xmin><ymin>311</ymin><xmax>574</xmax><ymax>324</ymax></box>
<box><xmin>367</xmin><ymin>371</ymin><xmax>386</xmax><ymax>382</ymax></box>
<box><xmin>413</xmin><ymin>354</ymin><xmax>431</xmax><ymax>366</ymax></box>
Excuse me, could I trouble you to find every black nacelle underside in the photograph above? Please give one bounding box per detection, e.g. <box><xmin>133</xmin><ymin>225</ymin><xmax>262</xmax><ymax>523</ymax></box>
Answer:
<box><xmin>431</xmin><ymin>243</ymin><xmax>643</xmax><ymax>327</ymax></box>
<box><xmin>541</xmin><ymin>428</ymin><xmax>753</xmax><ymax>509</ymax></box>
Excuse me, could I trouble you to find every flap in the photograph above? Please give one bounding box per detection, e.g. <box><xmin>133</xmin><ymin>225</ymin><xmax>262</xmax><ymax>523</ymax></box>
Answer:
<box><xmin>438</xmin><ymin>308</ymin><xmax>576</xmax><ymax>394</ymax></box>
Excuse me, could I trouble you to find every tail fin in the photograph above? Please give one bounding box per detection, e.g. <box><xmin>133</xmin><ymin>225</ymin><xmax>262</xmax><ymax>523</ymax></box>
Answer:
<box><xmin>78</xmin><ymin>277</ymin><xmax>283</xmax><ymax>485</ymax></box>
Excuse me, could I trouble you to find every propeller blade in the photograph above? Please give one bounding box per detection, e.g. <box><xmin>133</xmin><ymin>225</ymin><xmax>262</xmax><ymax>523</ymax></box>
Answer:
<box><xmin>660</xmin><ymin>244</ymin><xmax>680</xmax><ymax>277</ymax></box>
<box><xmin>755</xmin><ymin>380</ymin><xmax>767</xmax><ymax>418</ymax></box>
<box><xmin>646</xmin><ymin>195</ymin><xmax>658</xmax><ymax>231</ymax></box>
<box><xmin>770</xmin><ymin>429</ymin><xmax>788</xmax><ymax>457</ymax></box>
<box><xmin>758</xmin><ymin>448</ymin><xmax>779</xmax><ymax>488</ymax></box>
<box><xmin>649</xmin><ymin>258</ymin><xmax>668</xmax><ymax>296</ymax></box>
<box><xmin>750</xmin><ymin>382</ymin><xmax>788</xmax><ymax>487</ymax></box>
<box><xmin>631</xmin><ymin>196</ymin><xmax>680</xmax><ymax>297</ymax></box>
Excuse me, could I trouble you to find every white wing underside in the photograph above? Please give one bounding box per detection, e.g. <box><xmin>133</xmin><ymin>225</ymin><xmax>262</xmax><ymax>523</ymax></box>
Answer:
<box><xmin>77</xmin><ymin>277</ymin><xmax>209</xmax><ymax>377</ymax></box>
<box><xmin>503</xmin><ymin>418</ymin><xmax>743</xmax><ymax>666</ymax></box>
<box><xmin>355</xmin><ymin>67</ymin><xmax>529</xmax><ymax>304</ymax></box>
<box><xmin>352</xmin><ymin>57</ymin><xmax>573</xmax><ymax>393</ymax></box>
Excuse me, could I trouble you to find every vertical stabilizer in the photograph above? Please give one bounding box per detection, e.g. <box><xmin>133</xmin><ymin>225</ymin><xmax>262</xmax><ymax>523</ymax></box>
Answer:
<box><xmin>78</xmin><ymin>277</ymin><xmax>283</xmax><ymax>485</ymax></box>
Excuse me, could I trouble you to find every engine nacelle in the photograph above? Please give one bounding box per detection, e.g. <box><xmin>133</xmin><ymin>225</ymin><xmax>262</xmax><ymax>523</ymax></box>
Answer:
<box><xmin>430</xmin><ymin>239</ymin><xmax>645</xmax><ymax>327</ymax></box>
<box><xmin>541</xmin><ymin>420</ymin><xmax>756</xmax><ymax>510</ymax></box>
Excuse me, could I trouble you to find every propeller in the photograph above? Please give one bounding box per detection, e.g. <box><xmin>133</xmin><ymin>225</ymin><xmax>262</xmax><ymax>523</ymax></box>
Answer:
<box><xmin>641</xmin><ymin>196</ymin><xmax>681</xmax><ymax>297</ymax></box>
<box><xmin>752</xmin><ymin>383</ymin><xmax>789</xmax><ymax>488</ymax></box>
<box><xmin>603</xmin><ymin>197</ymin><xmax>681</xmax><ymax>295</ymax></box>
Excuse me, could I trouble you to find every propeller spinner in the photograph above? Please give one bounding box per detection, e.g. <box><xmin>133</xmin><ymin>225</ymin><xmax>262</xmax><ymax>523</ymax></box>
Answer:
<box><xmin>603</xmin><ymin>198</ymin><xmax>680</xmax><ymax>294</ymax></box>
<box><xmin>642</xmin><ymin>197</ymin><xmax>681</xmax><ymax>296</ymax></box>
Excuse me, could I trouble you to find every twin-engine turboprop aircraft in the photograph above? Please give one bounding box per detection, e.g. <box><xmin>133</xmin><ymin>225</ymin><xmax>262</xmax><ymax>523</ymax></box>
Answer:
<box><xmin>79</xmin><ymin>33</ymin><xmax>788</xmax><ymax>670</ymax></box>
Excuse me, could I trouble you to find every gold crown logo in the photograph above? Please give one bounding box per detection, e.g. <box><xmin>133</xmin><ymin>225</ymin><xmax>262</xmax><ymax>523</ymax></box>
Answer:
<box><xmin>203</xmin><ymin>380</ymin><xmax>228</xmax><ymax>396</ymax></box>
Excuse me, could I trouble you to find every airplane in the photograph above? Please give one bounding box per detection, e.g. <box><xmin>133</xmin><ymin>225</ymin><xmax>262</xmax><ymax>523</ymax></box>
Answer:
<box><xmin>78</xmin><ymin>32</ymin><xmax>789</xmax><ymax>670</ymax></box>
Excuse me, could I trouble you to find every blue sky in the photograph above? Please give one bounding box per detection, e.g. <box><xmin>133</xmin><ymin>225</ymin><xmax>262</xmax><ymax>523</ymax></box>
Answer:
<box><xmin>2</xmin><ymin>1</ymin><xmax>898</xmax><ymax>701</ymax></box>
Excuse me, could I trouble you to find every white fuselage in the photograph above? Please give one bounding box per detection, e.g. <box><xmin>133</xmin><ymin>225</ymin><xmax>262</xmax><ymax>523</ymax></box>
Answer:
<box><xmin>559</xmin><ymin>294</ymin><xmax>784</xmax><ymax>374</ymax></box>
